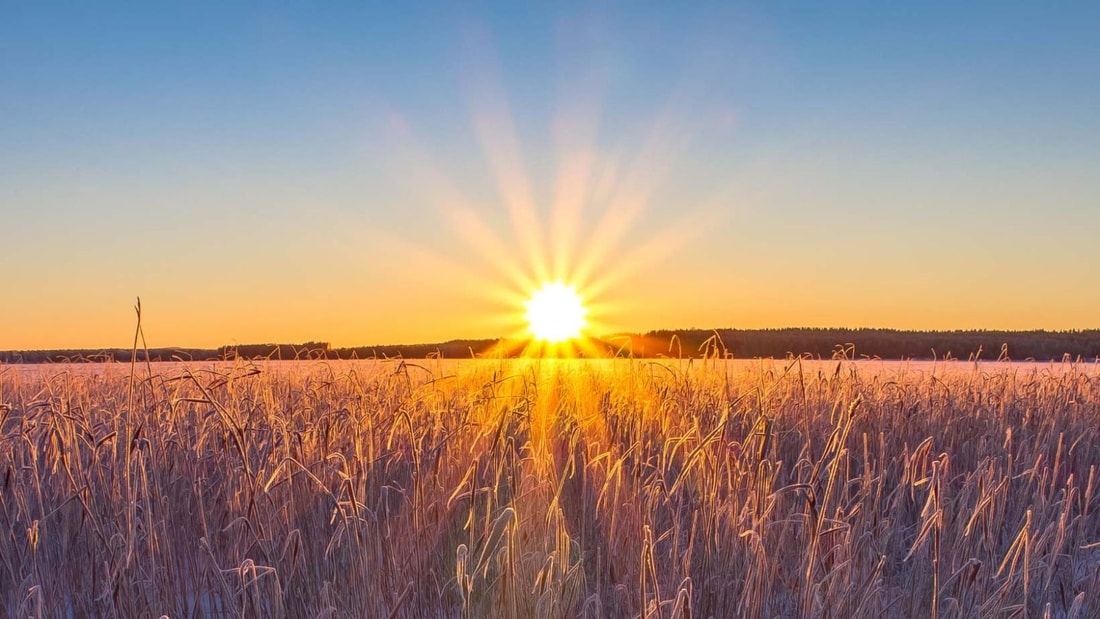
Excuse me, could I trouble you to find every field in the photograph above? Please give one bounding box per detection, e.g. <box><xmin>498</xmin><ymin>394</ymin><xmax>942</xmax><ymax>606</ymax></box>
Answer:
<box><xmin>1</xmin><ymin>358</ymin><xmax>1099</xmax><ymax>617</ymax></box>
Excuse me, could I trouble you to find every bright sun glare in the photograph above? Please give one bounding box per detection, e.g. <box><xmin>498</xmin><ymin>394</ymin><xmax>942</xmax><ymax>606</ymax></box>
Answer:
<box><xmin>524</xmin><ymin>282</ymin><xmax>587</xmax><ymax>343</ymax></box>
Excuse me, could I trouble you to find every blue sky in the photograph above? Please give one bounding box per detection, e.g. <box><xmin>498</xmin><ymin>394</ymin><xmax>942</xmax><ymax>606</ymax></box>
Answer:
<box><xmin>2</xmin><ymin>3</ymin><xmax>1098</xmax><ymax>347</ymax></box>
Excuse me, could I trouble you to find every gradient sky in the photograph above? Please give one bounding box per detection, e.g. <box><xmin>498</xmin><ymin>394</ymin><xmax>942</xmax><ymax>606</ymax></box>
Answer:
<box><xmin>3</xmin><ymin>3</ymin><xmax>1099</xmax><ymax>349</ymax></box>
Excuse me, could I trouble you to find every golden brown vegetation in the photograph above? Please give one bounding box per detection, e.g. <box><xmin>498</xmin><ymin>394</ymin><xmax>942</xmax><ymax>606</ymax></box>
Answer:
<box><xmin>1</xmin><ymin>358</ymin><xmax>1098</xmax><ymax>617</ymax></box>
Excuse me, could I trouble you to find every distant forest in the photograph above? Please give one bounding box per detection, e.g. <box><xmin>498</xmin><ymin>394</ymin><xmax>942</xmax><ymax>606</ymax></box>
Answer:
<box><xmin>3</xmin><ymin>329</ymin><xmax>1100</xmax><ymax>363</ymax></box>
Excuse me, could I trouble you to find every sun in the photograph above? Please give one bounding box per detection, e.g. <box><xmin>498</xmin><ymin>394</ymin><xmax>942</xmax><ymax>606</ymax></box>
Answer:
<box><xmin>524</xmin><ymin>282</ymin><xmax>588</xmax><ymax>343</ymax></box>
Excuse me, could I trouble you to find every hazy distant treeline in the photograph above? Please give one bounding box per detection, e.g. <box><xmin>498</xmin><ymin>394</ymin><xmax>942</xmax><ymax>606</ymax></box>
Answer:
<box><xmin>3</xmin><ymin>329</ymin><xmax>1099</xmax><ymax>363</ymax></box>
<box><xmin>622</xmin><ymin>328</ymin><xmax>1100</xmax><ymax>361</ymax></box>
<box><xmin>0</xmin><ymin>341</ymin><xmax>495</xmax><ymax>363</ymax></box>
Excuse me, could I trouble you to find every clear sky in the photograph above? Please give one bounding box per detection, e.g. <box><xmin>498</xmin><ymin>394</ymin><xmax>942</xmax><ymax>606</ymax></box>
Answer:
<box><xmin>3</xmin><ymin>3</ymin><xmax>1098</xmax><ymax>349</ymax></box>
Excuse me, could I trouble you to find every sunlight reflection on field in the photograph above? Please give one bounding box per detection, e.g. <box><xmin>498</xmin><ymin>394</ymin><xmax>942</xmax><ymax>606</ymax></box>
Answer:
<box><xmin>6</xmin><ymin>356</ymin><xmax>1098</xmax><ymax>383</ymax></box>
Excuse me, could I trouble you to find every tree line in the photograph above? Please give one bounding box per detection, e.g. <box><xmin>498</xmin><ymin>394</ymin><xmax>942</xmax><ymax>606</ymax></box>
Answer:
<box><xmin>619</xmin><ymin>328</ymin><xmax>1100</xmax><ymax>361</ymax></box>
<box><xmin>3</xmin><ymin>329</ymin><xmax>1099</xmax><ymax>363</ymax></box>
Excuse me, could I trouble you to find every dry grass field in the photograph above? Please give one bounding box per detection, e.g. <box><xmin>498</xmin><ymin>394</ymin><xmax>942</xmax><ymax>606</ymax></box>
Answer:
<box><xmin>1</xmin><ymin>357</ymin><xmax>1098</xmax><ymax>617</ymax></box>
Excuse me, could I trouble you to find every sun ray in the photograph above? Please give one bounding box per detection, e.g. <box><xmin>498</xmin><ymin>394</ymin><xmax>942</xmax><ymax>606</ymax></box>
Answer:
<box><xmin>571</xmin><ymin>111</ymin><xmax>700</xmax><ymax>289</ymax></box>
<box><xmin>460</xmin><ymin>20</ymin><xmax>551</xmax><ymax>284</ymax></box>
<box><xmin>566</xmin><ymin>44</ymin><xmax>730</xmax><ymax>288</ymax></box>
<box><xmin>383</xmin><ymin>112</ymin><xmax>536</xmax><ymax>294</ymax></box>
<box><xmin>551</xmin><ymin>16</ymin><xmax>608</xmax><ymax>282</ymax></box>
<box><xmin>582</xmin><ymin>208</ymin><xmax>720</xmax><ymax>301</ymax></box>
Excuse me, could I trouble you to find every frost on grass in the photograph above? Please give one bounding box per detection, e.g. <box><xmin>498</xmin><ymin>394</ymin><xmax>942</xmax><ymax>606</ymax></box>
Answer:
<box><xmin>1</xmin><ymin>358</ymin><xmax>1098</xmax><ymax>617</ymax></box>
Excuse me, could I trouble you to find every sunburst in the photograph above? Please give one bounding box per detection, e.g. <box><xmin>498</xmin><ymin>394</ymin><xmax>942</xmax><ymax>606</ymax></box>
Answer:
<box><xmin>375</xmin><ymin>20</ymin><xmax>726</xmax><ymax>357</ymax></box>
<box><xmin>525</xmin><ymin>282</ymin><xmax>588</xmax><ymax>343</ymax></box>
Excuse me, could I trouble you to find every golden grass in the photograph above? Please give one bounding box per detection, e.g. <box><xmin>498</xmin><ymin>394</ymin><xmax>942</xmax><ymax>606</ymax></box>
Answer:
<box><xmin>1</xmin><ymin>357</ymin><xmax>1098</xmax><ymax>617</ymax></box>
